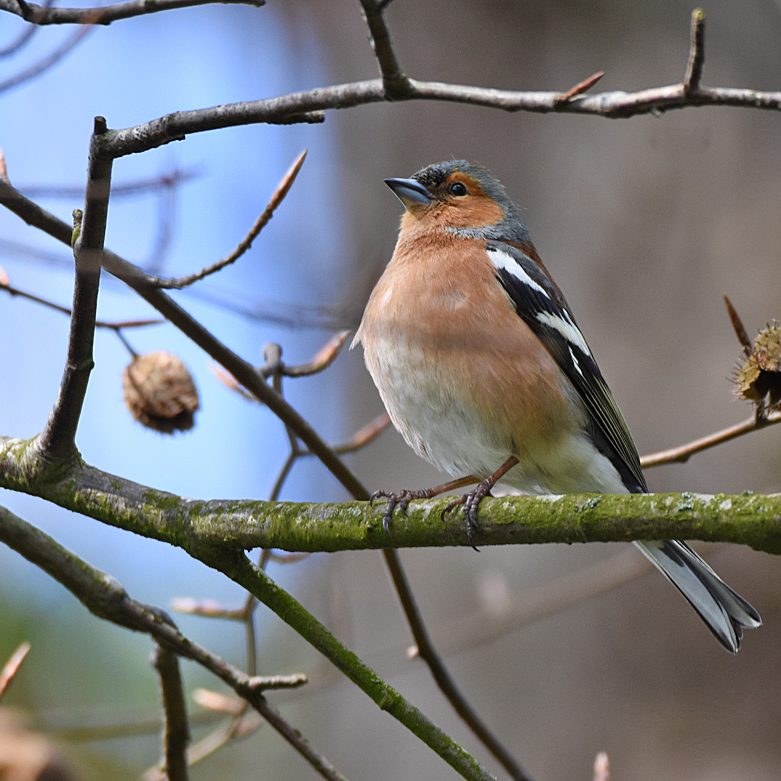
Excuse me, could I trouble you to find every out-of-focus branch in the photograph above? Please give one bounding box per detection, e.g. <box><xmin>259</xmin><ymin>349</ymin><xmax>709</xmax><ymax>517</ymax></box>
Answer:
<box><xmin>641</xmin><ymin>411</ymin><xmax>781</xmax><ymax>468</ymax></box>
<box><xmin>0</xmin><ymin>276</ymin><xmax>161</xmax><ymax>329</ymax></box>
<box><xmin>16</xmin><ymin>167</ymin><xmax>198</xmax><ymax>199</ymax></box>
<box><xmin>151</xmin><ymin>643</ymin><xmax>190</xmax><ymax>781</ymax></box>
<box><xmin>0</xmin><ymin>0</ymin><xmax>49</xmax><ymax>56</ymax></box>
<box><xmin>0</xmin><ymin>23</ymin><xmax>92</xmax><ymax>94</ymax></box>
<box><xmin>0</xmin><ymin>641</ymin><xmax>31</xmax><ymax>698</ymax></box>
<box><xmin>0</xmin><ymin>0</ymin><xmax>263</xmax><ymax>25</ymax></box>
<box><xmin>0</xmin><ymin>504</ymin><xmax>350</xmax><ymax>781</ymax></box>
<box><xmin>149</xmin><ymin>150</ymin><xmax>308</xmax><ymax>289</ymax></box>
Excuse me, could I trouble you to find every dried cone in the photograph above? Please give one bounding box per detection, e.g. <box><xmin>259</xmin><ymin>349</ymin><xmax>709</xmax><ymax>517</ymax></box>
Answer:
<box><xmin>123</xmin><ymin>351</ymin><xmax>199</xmax><ymax>433</ymax></box>
<box><xmin>733</xmin><ymin>321</ymin><xmax>781</xmax><ymax>407</ymax></box>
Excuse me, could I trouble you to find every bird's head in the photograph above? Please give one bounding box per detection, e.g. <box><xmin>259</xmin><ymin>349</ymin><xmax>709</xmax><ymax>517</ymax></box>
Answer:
<box><xmin>385</xmin><ymin>160</ymin><xmax>529</xmax><ymax>243</ymax></box>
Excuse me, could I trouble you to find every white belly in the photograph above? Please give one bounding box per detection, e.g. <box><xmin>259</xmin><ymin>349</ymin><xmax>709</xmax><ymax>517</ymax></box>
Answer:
<box><xmin>363</xmin><ymin>333</ymin><xmax>627</xmax><ymax>495</ymax></box>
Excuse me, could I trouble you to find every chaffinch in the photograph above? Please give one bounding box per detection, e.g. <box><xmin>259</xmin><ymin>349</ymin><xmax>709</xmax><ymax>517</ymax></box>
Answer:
<box><xmin>353</xmin><ymin>159</ymin><xmax>761</xmax><ymax>653</ymax></box>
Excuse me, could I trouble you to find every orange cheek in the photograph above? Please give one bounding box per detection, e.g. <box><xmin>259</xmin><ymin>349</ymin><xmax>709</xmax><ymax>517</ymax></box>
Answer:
<box><xmin>439</xmin><ymin>196</ymin><xmax>504</xmax><ymax>229</ymax></box>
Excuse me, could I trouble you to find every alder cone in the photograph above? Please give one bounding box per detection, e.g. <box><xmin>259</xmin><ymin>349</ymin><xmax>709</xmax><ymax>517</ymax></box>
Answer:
<box><xmin>123</xmin><ymin>351</ymin><xmax>199</xmax><ymax>433</ymax></box>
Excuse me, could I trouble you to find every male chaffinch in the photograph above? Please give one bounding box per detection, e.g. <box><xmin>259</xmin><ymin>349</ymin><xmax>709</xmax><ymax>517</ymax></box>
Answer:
<box><xmin>353</xmin><ymin>159</ymin><xmax>761</xmax><ymax>653</ymax></box>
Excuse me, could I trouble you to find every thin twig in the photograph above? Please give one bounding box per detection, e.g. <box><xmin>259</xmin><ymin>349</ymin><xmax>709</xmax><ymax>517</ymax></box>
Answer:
<box><xmin>183</xmin><ymin>713</ymin><xmax>262</xmax><ymax>768</ymax></box>
<box><xmin>683</xmin><ymin>8</ymin><xmax>706</xmax><ymax>93</ymax></box>
<box><xmin>17</xmin><ymin>167</ymin><xmax>198</xmax><ymax>199</ymax></box>
<box><xmin>261</xmin><ymin>330</ymin><xmax>351</xmax><ymax>378</ymax></box>
<box><xmin>0</xmin><ymin>0</ymin><xmax>263</xmax><ymax>25</ymax></box>
<box><xmin>640</xmin><ymin>410</ymin><xmax>781</xmax><ymax>467</ymax></box>
<box><xmin>37</xmin><ymin>118</ymin><xmax>113</xmax><ymax>463</ymax></box>
<box><xmin>358</xmin><ymin>0</ymin><xmax>409</xmax><ymax>98</ymax></box>
<box><xmin>0</xmin><ymin>278</ymin><xmax>161</xmax><ymax>329</ymax></box>
<box><xmin>0</xmin><ymin>24</ymin><xmax>93</xmax><ymax>94</ymax></box>
<box><xmin>0</xmin><ymin>0</ymin><xmax>50</xmax><ymax>56</ymax></box>
<box><xmin>382</xmin><ymin>551</ymin><xmax>532</xmax><ymax>781</ymax></box>
<box><xmin>307</xmin><ymin>412</ymin><xmax>391</xmax><ymax>456</ymax></box>
<box><xmin>151</xmin><ymin>642</ymin><xmax>190</xmax><ymax>781</ymax></box>
<box><xmin>0</xmin><ymin>641</ymin><xmax>31</xmax><ymax>698</ymax></box>
<box><xmin>150</xmin><ymin>150</ymin><xmax>308</xmax><ymax>289</ymax></box>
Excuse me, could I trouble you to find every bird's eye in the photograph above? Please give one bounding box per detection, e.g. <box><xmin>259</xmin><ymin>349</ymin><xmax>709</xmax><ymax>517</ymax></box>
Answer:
<box><xmin>448</xmin><ymin>182</ymin><xmax>468</xmax><ymax>197</ymax></box>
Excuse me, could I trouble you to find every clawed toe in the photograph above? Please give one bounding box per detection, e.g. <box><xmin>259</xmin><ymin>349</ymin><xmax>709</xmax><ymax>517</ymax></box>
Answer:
<box><xmin>371</xmin><ymin>488</ymin><xmax>424</xmax><ymax>532</ymax></box>
<box><xmin>443</xmin><ymin>480</ymin><xmax>495</xmax><ymax>549</ymax></box>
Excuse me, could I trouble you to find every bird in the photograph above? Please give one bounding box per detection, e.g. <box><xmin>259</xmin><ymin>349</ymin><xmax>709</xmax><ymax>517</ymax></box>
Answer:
<box><xmin>352</xmin><ymin>159</ymin><xmax>761</xmax><ymax>653</ymax></box>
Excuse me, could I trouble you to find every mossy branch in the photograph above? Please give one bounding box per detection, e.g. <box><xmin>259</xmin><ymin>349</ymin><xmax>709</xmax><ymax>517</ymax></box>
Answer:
<box><xmin>2</xmin><ymin>435</ymin><xmax>780</xmax><ymax>554</ymax></box>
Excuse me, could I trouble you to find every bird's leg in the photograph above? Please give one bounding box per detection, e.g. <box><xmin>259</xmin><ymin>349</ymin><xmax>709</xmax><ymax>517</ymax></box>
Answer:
<box><xmin>371</xmin><ymin>475</ymin><xmax>478</xmax><ymax>532</ymax></box>
<box><xmin>444</xmin><ymin>455</ymin><xmax>519</xmax><ymax>547</ymax></box>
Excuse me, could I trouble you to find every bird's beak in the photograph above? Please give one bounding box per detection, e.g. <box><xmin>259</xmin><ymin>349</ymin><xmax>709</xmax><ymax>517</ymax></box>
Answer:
<box><xmin>385</xmin><ymin>177</ymin><xmax>434</xmax><ymax>209</ymax></box>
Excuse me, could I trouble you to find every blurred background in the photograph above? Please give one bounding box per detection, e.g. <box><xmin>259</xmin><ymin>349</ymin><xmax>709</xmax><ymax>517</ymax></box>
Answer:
<box><xmin>1</xmin><ymin>0</ymin><xmax>781</xmax><ymax>778</ymax></box>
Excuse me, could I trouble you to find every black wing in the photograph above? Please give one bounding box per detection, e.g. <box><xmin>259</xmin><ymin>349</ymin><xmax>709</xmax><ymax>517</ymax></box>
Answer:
<box><xmin>486</xmin><ymin>241</ymin><xmax>647</xmax><ymax>493</ymax></box>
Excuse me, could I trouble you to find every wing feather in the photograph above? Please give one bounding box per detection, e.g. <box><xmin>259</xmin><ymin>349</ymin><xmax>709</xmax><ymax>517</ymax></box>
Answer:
<box><xmin>486</xmin><ymin>242</ymin><xmax>647</xmax><ymax>493</ymax></box>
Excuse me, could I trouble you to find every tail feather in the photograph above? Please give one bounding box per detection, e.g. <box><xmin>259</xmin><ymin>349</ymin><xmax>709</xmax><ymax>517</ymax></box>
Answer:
<box><xmin>634</xmin><ymin>540</ymin><xmax>762</xmax><ymax>654</ymax></box>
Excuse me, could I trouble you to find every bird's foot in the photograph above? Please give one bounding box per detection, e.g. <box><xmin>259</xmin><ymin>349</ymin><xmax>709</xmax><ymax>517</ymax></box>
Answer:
<box><xmin>371</xmin><ymin>487</ymin><xmax>438</xmax><ymax>532</ymax></box>
<box><xmin>443</xmin><ymin>477</ymin><xmax>495</xmax><ymax>550</ymax></box>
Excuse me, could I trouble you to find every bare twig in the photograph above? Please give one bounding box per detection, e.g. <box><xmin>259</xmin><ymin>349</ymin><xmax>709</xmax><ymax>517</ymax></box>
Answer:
<box><xmin>640</xmin><ymin>410</ymin><xmax>781</xmax><ymax>467</ymax></box>
<box><xmin>98</xmin><ymin>74</ymin><xmax>781</xmax><ymax>158</ymax></box>
<box><xmin>37</xmin><ymin>118</ymin><xmax>113</xmax><ymax>462</ymax></box>
<box><xmin>150</xmin><ymin>150</ymin><xmax>308</xmax><ymax>289</ymax></box>
<box><xmin>382</xmin><ymin>552</ymin><xmax>532</xmax><ymax>781</ymax></box>
<box><xmin>0</xmin><ymin>0</ymin><xmax>263</xmax><ymax>25</ymax></box>
<box><xmin>0</xmin><ymin>0</ymin><xmax>50</xmax><ymax>56</ymax></box>
<box><xmin>262</xmin><ymin>330</ymin><xmax>351</xmax><ymax>378</ymax></box>
<box><xmin>329</xmin><ymin>412</ymin><xmax>391</xmax><ymax>455</ymax></box>
<box><xmin>0</xmin><ymin>24</ymin><xmax>93</xmax><ymax>94</ymax></box>
<box><xmin>683</xmin><ymin>8</ymin><xmax>706</xmax><ymax>93</ymax></box>
<box><xmin>0</xmin><ymin>641</ymin><xmax>31</xmax><ymax>698</ymax></box>
<box><xmin>0</xmin><ymin>277</ymin><xmax>161</xmax><ymax>329</ymax></box>
<box><xmin>151</xmin><ymin>643</ymin><xmax>190</xmax><ymax>781</ymax></box>
<box><xmin>16</xmin><ymin>167</ymin><xmax>198</xmax><ymax>199</ymax></box>
<box><xmin>358</xmin><ymin>0</ymin><xmax>410</xmax><ymax>98</ymax></box>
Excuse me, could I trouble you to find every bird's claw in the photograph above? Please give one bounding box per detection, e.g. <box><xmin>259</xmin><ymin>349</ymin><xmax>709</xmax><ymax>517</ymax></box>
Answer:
<box><xmin>371</xmin><ymin>488</ymin><xmax>424</xmax><ymax>532</ymax></box>
<box><xmin>443</xmin><ymin>479</ymin><xmax>495</xmax><ymax>550</ymax></box>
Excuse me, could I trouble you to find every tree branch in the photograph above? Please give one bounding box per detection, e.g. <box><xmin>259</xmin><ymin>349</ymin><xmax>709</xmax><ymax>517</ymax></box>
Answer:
<box><xmin>2</xmin><ymin>442</ymin><xmax>780</xmax><ymax>555</ymax></box>
<box><xmin>358</xmin><ymin>0</ymin><xmax>410</xmax><ymax>98</ymax></box>
<box><xmin>683</xmin><ymin>8</ymin><xmax>706</xmax><ymax>94</ymax></box>
<box><xmin>36</xmin><ymin>118</ymin><xmax>112</xmax><ymax>464</ymax></box>
<box><xmin>0</xmin><ymin>0</ymin><xmax>263</xmax><ymax>25</ymax></box>
<box><xmin>151</xmin><ymin>643</ymin><xmax>190</xmax><ymax>781</ymax></box>
<box><xmin>640</xmin><ymin>410</ymin><xmax>781</xmax><ymax>467</ymax></box>
<box><xmin>149</xmin><ymin>150</ymin><xmax>307</xmax><ymax>289</ymax></box>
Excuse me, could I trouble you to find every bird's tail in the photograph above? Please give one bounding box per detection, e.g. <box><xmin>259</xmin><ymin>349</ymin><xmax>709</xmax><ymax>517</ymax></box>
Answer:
<box><xmin>634</xmin><ymin>540</ymin><xmax>762</xmax><ymax>653</ymax></box>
